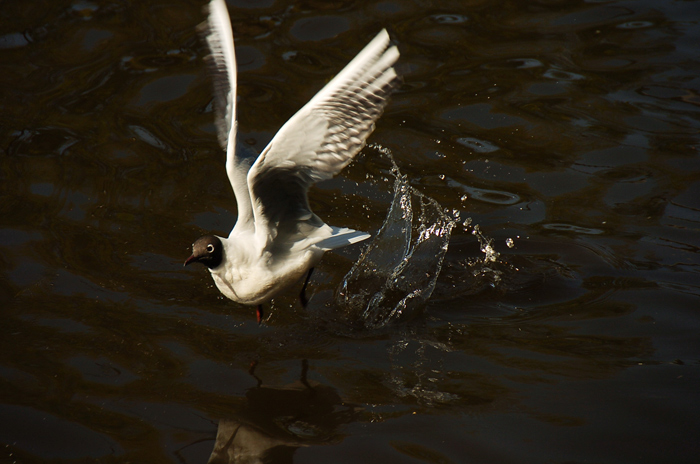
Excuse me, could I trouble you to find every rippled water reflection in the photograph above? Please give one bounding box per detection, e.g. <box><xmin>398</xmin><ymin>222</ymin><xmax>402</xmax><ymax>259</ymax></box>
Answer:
<box><xmin>2</xmin><ymin>0</ymin><xmax>700</xmax><ymax>462</ymax></box>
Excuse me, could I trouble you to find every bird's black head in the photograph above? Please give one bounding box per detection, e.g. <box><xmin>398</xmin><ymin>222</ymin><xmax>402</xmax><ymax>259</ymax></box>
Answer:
<box><xmin>184</xmin><ymin>235</ymin><xmax>223</xmax><ymax>269</ymax></box>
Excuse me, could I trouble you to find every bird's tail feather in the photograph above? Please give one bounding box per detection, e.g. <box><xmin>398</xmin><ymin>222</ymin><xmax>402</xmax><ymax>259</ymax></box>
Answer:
<box><xmin>316</xmin><ymin>226</ymin><xmax>370</xmax><ymax>251</ymax></box>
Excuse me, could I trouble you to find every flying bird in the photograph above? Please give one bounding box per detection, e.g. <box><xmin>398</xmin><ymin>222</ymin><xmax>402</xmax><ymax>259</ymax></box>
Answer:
<box><xmin>185</xmin><ymin>0</ymin><xmax>400</xmax><ymax>323</ymax></box>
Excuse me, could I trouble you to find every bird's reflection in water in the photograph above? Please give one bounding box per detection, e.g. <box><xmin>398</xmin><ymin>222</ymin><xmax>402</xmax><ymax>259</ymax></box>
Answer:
<box><xmin>208</xmin><ymin>360</ymin><xmax>358</xmax><ymax>464</ymax></box>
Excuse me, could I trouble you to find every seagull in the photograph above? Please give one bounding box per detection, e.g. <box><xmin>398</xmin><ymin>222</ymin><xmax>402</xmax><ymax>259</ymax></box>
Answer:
<box><xmin>185</xmin><ymin>0</ymin><xmax>400</xmax><ymax>324</ymax></box>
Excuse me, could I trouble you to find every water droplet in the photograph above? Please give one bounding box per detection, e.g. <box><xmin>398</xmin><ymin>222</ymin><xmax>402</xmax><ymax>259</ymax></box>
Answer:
<box><xmin>506</xmin><ymin>238</ymin><xmax>515</xmax><ymax>248</ymax></box>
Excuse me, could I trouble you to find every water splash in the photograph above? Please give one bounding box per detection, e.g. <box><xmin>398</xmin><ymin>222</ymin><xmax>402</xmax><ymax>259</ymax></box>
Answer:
<box><xmin>466</xmin><ymin>223</ymin><xmax>506</xmax><ymax>286</ymax></box>
<box><xmin>335</xmin><ymin>149</ymin><xmax>455</xmax><ymax>329</ymax></box>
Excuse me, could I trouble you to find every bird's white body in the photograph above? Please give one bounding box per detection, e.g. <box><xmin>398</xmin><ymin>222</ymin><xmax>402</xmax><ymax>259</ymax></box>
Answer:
<box><xmin>210</xmin><ymin>232</ymin><xmax>319</xmax><ymax>305</ymax></box>
<box><xmin>191</xmin><ymin>0</ymin><xmax>399</xmax><ymax>308</ymax></box>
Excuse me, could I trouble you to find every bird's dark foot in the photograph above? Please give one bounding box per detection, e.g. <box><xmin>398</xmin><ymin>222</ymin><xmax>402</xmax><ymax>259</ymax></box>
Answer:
<box><xmin>256</xmin><ymin>304</ymin><xmax>264</xmax><ymax>325</ymax></box>
<box><xmin>300</xmin><ymin>358</ymin><xmax>314</xmax><ymax>393</ymax></box>
<box><xmin>299</xmin><ymin>267</ymin><xmax>314</xmax><ymax>308</ymax></box>
<box><xmin>249</xmin><ymin>360</ymin><xmax>262</xmax><ymax>387</ymax></box>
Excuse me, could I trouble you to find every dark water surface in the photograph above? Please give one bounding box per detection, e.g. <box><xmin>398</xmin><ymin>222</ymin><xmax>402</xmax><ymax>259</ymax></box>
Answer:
<box><xmin>2</xmin><ymin>0</ymin><xmax>700</xmax><ymax>462</ymax></box>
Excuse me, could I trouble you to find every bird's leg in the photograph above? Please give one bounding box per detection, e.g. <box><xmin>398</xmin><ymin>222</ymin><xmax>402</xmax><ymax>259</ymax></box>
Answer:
<box><xmin>248</xmin><ymin>360</ymin><xmax>262</xmax><ymax>387</ymax></box>
<box><xmin>256</xmin><ymin>305</ymin><xmax>264</xmax><ymax>325</ymax></box>
<box><xmin>299</xmin><ymin>267</ymin><xmax>314</xmax><ymax>308</ymax></box>
<box><xmin>300</xmin><ymin>358</ymin><xmax>314</xmax><ymax>395</ymax></box>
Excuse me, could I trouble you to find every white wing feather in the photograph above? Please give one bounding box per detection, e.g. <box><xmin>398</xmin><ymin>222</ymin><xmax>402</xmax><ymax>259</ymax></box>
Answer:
<box><xmin>201</xmin><ymin>0</ymin><xmax>255</xmax><ymax>233</ymax></box>
<box><xmin>248</xmin><ymin>30</ymin><xmax>400</xmax><ymax>247</ymax></box>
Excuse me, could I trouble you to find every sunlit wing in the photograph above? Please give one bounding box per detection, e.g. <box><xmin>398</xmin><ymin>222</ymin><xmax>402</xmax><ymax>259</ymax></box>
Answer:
<box><xmin>247</xmin><ymin>29</ymin><xmax>400</xmax><ymax>246</ymax></box>
<box><xmin>201</xmin><ymin>0</ymin><xmax>255</xmax><ymax>233</ymax></box>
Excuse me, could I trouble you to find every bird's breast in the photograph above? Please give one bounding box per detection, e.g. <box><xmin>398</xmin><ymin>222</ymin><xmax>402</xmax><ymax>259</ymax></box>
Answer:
<box><xmin>209</xmin><ymin>248</ymin><xmax>322</xmax><ymax>305</ymax></box>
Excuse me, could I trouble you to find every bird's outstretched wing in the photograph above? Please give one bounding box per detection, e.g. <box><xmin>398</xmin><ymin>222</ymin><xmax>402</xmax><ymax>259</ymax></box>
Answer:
<box><xmin>200</xmin><ymin>0</ymin><xmax>255</xmax><ymax>233</ymax></box>
<box><xmin>248</xmin><ymin>30</ymin><xmax>400</xmax><ymax>247</ymax></box>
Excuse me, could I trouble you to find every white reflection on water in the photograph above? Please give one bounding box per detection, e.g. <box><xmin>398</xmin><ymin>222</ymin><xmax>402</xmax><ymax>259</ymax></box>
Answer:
<box><xmin>447</xmin><ymin>178</ymin><xmax>521</xmax><ymax>205</ymax></box>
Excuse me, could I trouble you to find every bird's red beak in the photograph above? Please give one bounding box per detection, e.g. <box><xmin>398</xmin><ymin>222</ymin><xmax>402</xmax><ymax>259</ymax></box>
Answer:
<box><xmin>184</xmin><ymin>254</ymin><xmax>197</xmax><ymax>267</ymax></box>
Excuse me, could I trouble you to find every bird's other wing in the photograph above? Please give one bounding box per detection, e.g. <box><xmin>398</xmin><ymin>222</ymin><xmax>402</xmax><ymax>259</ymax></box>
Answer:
<box><xmin>200</xmin><ymin>0</ymin><xmax>255</xmax><ymax>233</ymax></box>
<box><xmin>248</xmin><ymin>29</ymin><xmax>400</xmax><ymax>247</ymax></box>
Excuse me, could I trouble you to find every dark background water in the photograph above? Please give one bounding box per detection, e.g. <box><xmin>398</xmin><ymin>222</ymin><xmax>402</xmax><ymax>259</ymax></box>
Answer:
<box><xmin>2</xmin><ymin>0</ymin><xmax>700</xmax><ymax>462</ymax></box>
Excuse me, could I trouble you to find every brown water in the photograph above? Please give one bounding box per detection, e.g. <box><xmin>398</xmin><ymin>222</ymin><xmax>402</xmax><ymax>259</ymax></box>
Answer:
<box><xmin>2</xmin><ymin>0</ymin><xmax>700</xmax><ymax>462</ymax></box>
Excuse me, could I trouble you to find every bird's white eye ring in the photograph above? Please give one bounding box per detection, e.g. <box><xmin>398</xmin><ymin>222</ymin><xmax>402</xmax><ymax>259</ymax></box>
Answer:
<box><xmin>207</xmin><ymin>244</ymin><xmax>214</xmax><ymax>253</ymax></box>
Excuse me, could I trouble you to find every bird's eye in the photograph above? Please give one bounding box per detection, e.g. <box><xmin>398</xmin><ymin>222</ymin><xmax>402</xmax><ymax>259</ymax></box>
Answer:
<box><xmin>206</xmin><ymin>244</ymin><xmax>214</xmax><ymax>253</ymax></box>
